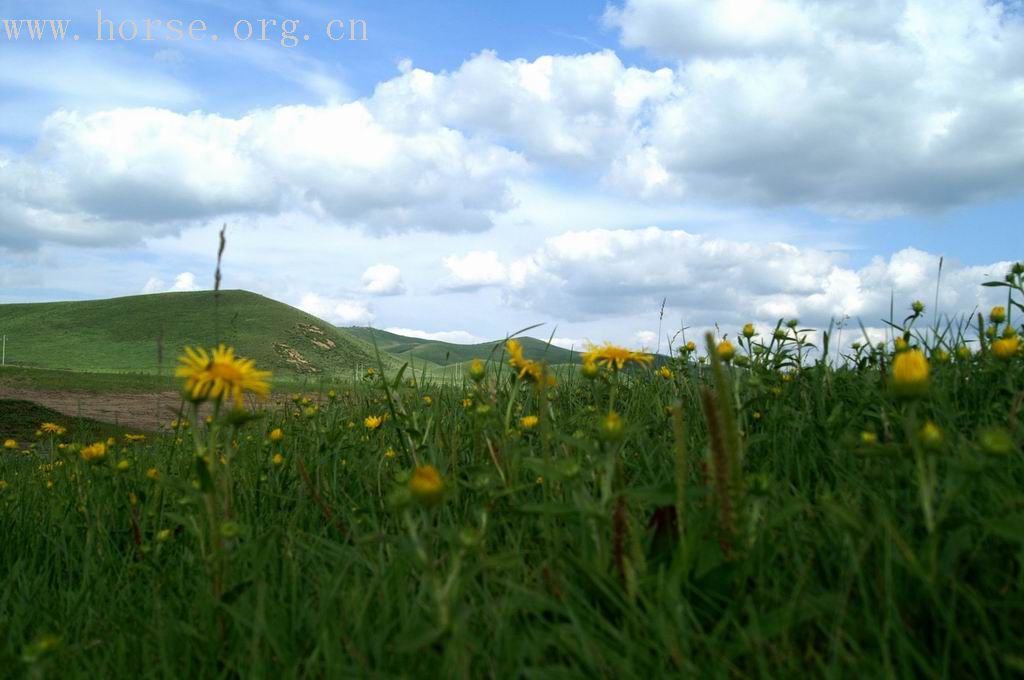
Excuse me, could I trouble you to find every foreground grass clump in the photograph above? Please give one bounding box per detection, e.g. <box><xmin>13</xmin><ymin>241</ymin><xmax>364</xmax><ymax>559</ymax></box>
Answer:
<box><xmin>1</xmin><ymin>265</ymin><xmax>1024</xmax><ymax>677</ymax></box>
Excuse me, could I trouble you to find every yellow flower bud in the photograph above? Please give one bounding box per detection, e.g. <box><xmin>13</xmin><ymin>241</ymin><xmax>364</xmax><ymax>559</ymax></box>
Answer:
<box><xmin>891</xmin><ymin>349</ymin><xmax>929</xmax><ymax>397</ymax></box>
<box><xmin>409</xmin><ymin>465</ymin><xmax>444</xmax><ymax>506</ymax></box>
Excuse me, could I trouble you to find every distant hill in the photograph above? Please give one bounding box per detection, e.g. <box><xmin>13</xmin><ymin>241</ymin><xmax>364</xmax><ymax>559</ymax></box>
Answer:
<box><xmin>0</xmin><ymin>290</ymin><xmax>390</xmax><ymax>377</ymax></box>
<box><xmin>346</xmin><ymin>327</ymin><xmax>582</xmax><ymax>366</ymax></box>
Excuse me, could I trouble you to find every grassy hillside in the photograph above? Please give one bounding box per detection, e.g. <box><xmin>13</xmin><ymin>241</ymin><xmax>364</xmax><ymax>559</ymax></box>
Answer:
<box><xmin>347</xmin><ymin>327</ymin><xmax>581</xmax><ymax>366</ymax></box>
<box><xmin>0</xmin><ymin>290</ymin><xmax>392</xmax><ymax>378</ymax></box>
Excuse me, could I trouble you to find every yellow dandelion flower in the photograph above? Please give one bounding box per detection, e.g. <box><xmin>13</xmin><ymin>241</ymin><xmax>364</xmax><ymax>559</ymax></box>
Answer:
<box><xmin>146</xmin><ymin>467</ymin><xmax>160</xmax><ymax>481</ymax></box>
<box><xmin>384</xmin><ymin>448</ymin><xmax>397</xmax><ymax>459</ymax></box>
<box><xmin>656</xmin><ymin>366</ymin><xmax>672</xmax><ymax>379</ymax></box>
<box><xmin>3</xmin><ymin>439</ymin><xmax>16</xmax><ymax>450</ymax></box>
<box><xmin>601</xmin><ymin>411</ymin><xmax>624</xmax><ymax>441</ymax></box>
<box><xmin>80</xmin><ymin>442</ymin><xmax>107</xmax><ymax>462</ymax></box>
<box><xmin>992</xmin><ymin>335</ymin><xmax>1020</xmax><ymax>361</ymax></box>
<box><xmin>0</xmin><ymin>480</ymin><xmax>7</xmax><ymax>491</ymax></box>
<box><xmin>176</xmin><ymin>344</ymin><xmax>271</xmax><ymax>406</ymax></box>
<box><xmin>40</xmin><ymin>423</ymin><xmax>66</xmax><ymax>436</ymax></box>
<box><xmin>409</xmin><ymin>464</ymin><xmax>444</xmax><ymax>506</ymax></box>
<box><xmin>364</xmin><ymin>415</ymin><xmax>384</xmax><ymax>430</ymax></box>
<box><xmin>422</xmin><ymin>395</ymin><xmax>433</xmax><ymax>406</ymax></box>
<box><xmin>742</xmin><ymin>323</ymin><xmax>756</xmax><ymax>338</ymax></box>
<box><xmin>990</xmin><ymin>306</ymin><xmax>1007</xmax><ymax>324</ymax></box>
<box><xmin>891</xmin><ymin>348</ymin><xmax>929</xmax><ymax>396</ymax></box>
<box><xmin>469</xmin><ymin>358</ymin><xmax>486</xmax><ymax>382</ymax></box>
<box><xmin>716</xmin><ymin>340</ymin><xmax>736</xmax><ymax>362</ymax></box>
<box><xmin>116</xmin><ymin>459</ymin><xmax>131</xmax><ymax>471</ymax></box>
<box><xmin>582</xmin><ymin>343</ymin><xmax>654</xmax><ymax>371</ymax></box>
<box><xmin>860</xmin><ymin>431</ymin><xmax>878</xmax><ymax>445</ymax></box>
<box><xmin>520</xmin><ymin>415</ymin><xmax>539</xmax><ymax>429</ymax></box>
<box><xmin>462</xmin><ymin>398</ymin><xmax>473</xmax><ymax>408</ymax></box>
<box><xmin>269</xmin><ymin>428</ymin><xmax>284</xmax><ymax>442</ymax></box>
<box><xmin>920</xmin><ymin>421</ymin><xmax>943</xmax><ymax>451</ymax></box>
<box><xmin>271</xmin><ymin>453</ymin><xmax>284</xmax><ymax>466</ymax></box>
<box><xmin>156</xmin><ymin>529</ymin><xmax>173</xmax><ymax>542</ymax></box>
<box><xmin>124</xmin><ymin>434</ymin><xmax>145</xmax><ymax>443</ymax></box>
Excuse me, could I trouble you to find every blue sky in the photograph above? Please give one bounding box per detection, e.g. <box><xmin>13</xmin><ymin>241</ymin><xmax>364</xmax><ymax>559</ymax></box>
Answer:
<box><xmin>1</xmin><ymin>0</ymin><xmax>1021</xmax><ymax>347</ymax></box>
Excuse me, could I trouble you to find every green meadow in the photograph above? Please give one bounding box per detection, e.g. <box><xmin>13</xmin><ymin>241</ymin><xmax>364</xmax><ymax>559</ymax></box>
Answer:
<box><xmin>0</xmin><ymin>263</ymin><xmax>1022</xmax><ymax>678</ymax></box>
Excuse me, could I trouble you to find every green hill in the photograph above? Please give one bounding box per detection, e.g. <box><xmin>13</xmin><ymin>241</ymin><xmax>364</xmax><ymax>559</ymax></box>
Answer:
<box><xmin>346</xmin><ymin>327</ymin><xmax>581</xmax><ymax>366</ymax></box>
<box><xmin>0</xmin><ymin>290</ymin><xmax>391</xmax><ymax>377</ymax></box>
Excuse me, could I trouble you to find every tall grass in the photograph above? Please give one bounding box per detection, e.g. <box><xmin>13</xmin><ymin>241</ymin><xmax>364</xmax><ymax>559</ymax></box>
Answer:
<box><xmin>1</xmin><ymin>264</ymin><xmax>1023</xmax><ymax>678</ymax></box>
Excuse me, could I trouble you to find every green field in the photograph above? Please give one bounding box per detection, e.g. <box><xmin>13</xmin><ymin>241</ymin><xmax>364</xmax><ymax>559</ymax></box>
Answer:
<box><xmin>1</xmin><ymin>263</ymin><xmax>1023</xmax><ymax>677</ymax></box>
<box><xmin>0</xmin><ymin>291</ymin><xmax>583</xmax><ymax>387</ymax></box>
<box><xmin>347</xmin><ymin>326</ymin><xmax>581</xmax><ymax>367</ymax></box>
<box><xmin>0</xmin><ymin>290</ymin><xmax>390</xmax><ymax>377</ymax></box>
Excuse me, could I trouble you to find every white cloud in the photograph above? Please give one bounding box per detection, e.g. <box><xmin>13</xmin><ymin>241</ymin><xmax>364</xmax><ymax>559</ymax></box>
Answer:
<box><xmin>362</xmin><ymin>264</ymin><xmax>406</xmax><ymax>295</ymax></box>
<box><xmin>141</xmin><ymin>271</ymin><xmax>201</xmax><ymax>294</ymax></box>
<box><xmin>383</xmin><ymin>327</ymin><xmax>487</xmax><ymax>344</ymax></box>
<box><xmin>438</xmin><ymin>251</ymin><xmax>509</xmax><ymax>291</ymax></box>
<box><xmin>9</xmin><ymin>10</ymin><xmax>1024</xmax><ymax>253</ymax></box>
<box><xmin>298</xmin><ymin>293</ymin><xmax>374</xmax><ymax>325</ymax></box>
<box><xmin>440</xmin><ymin>227</ymin><xmax>1013</xmax><ymax>327</ymax></box>
<box><xmin>0</xmin><ymin>103</ymin><xmax>525</xmax><ymax>249</ymax></box>
<box><xmin>634</xmin><ymin>330</ymin><xmax>658</xmax><ymax>348</ymax></box>
<box><xmin>551</xmin><ymin>337</ymin><xmax>587</xmax><ymax>350</ymax></box>
<box><xmin>600</xmin><ymin>0</ymin><xmax>1024</xmax><ymax>213</ymax></box>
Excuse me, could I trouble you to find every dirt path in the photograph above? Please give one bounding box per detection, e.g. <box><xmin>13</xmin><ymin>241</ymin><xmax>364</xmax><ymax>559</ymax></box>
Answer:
<box><xmin>0</xmin><ymin>388</ymin><xmax>189</xmax><ymax>431</ymax></box>
<box><xmin>0</xmin><ymin>389</ymin><xmax>309</xmax><ymax>432</ymax></box>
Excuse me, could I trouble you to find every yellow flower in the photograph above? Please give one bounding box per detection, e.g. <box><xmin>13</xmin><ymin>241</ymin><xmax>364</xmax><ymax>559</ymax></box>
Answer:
<box><xmin>990</xmin><ymin>306</ymin><xmax>1007</xmax><ymax>324</ymax></box>
<box><xmin>581</xmin><ymin>358</ymin><xmax>600</xmax><ymax>380</ymax></box>
<box><xmin>860</xmin><ymin>431</ymin><xmax>878</xmax><ymax>445</ymax></box>
<box><xmin>520</xmin><ymin>415</ymin><xmax>539</xmax><ymax>429</ymax></box>
<box><xmin>146</xmin><ymin>467</ymin><xmax>160</xmax><ymax>481</ymax></box>
<box><xmin>462</xmin><ymin>398</ymin><xmax>473</xmax><ymax>408</ymax></box>
<box><xmin>992</xmin><ymin>335</ymin><xmax>1020</xmax><ymax>361</ymax></box>
<box><xmin>3</xmin><ymin>439</ymin><xmax>16</xmax><ymax>450</ymax></box>
<box><xmin>156</xmin><ymin>529</ymin><xmax>173</xmax><ymax>542</ymax></box>
<box><xmin>384</xmin><ymin>448</ymin><xmax>397</xmax><ymax>460</ymax></box>
<box><xmin>716</xmin><ymin>340</ymin><xmax>736</xmax><ymax>362</ymax></box>
<box><xmin>106</xmin><ymin>436</ymin><xmax>117</xmax><ymax>447</ymax></box>
<box><xmin>685</xmin><ymin>340</ymin><xmax>697</xmax><ymax>353</ymax></box>
<box><xmin>409</xmin><ymin>464</ymin><xmax>444</xmax><ymax>506</ymax></box>
<box><xmin>80</xmin><ymin>442</ymin><xmax>107</xmax><ymax>462</ymax></box>
<box><xmin>742</xmin><ymin>323</ymin><xmax>756</xmax><ymax>338</ymax></box>
<box><xmin>0</xmin><ymin>480</ymin><xmax>7</xmax><ymax>491</ymax></box>
<box><xmin>469</xmin><ymin>358</ymin><xmax>486</xmax><ymax>382</ymax></box>
<box><xmin>40</xmin><ymin>422</ymin><xmax>66</xmax><ymax>436</ymax></box>
<box><xmin>364</xmin><ymin>415</ymin><xmax>384</xmax><ymax>430</ymax></box>
<box><xmin>271</xmin><ymin>453</ymin><xmax>284</xmax><ymax>466</ymax></box>
<box><xmin>422</xmin><ymin>395</ymin><xmax>433</xmax><ymax>406</ymax></box>
<box><xmin>920</xmin><ymin>421</ymin><xmax>943</xmax><ymax>451</ymax></box>
<box><xmin>124</xmin><ymin>434</ymin><xmax>145</xmax><ymax>443</ymax></box>
<box><xmin>601</xmin><ymin>411</ymin><xmax>624</xmax><ymax>441</ymax></box>
<box><xmin>327</xmin><ymin>389</ymin><xmax>338</xmax><ymax>400</ymax></box>
<box><xmin>894</xmin><ymin>337</ymin><xmax>909</xmax><ymax>352</ymax></box>
<box><xmin>506</xmin><ymin>340</ymin><xmax>556</xmax><ymax>386</ymax></box>
<box><xmin>891</xmin><ymin>349</ymin><xmax>929</xmax><ymax>396</ymax></box>
<box><xmin>116</xmin><ymin>460</ymin><xmax>131</xmax><ymax>471</ymax></box>
<box><xmin>582</xmin><ymin>343</ymin><xmax>654</xmax><ymax>371</ymax></box>
<box><xmin>656</xmin><ymin>366</ymin><xmax>672</xmax><ymax>379</ymax></box>
<box><xmin>176</xmin><ymin>345</ymin><xmax>271</xmax><ymax>406</ymax></box>
<box><xmin>269</xmin><ymin>428</ymin><xmax>284</xmax><ymax>443</ymax></box>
